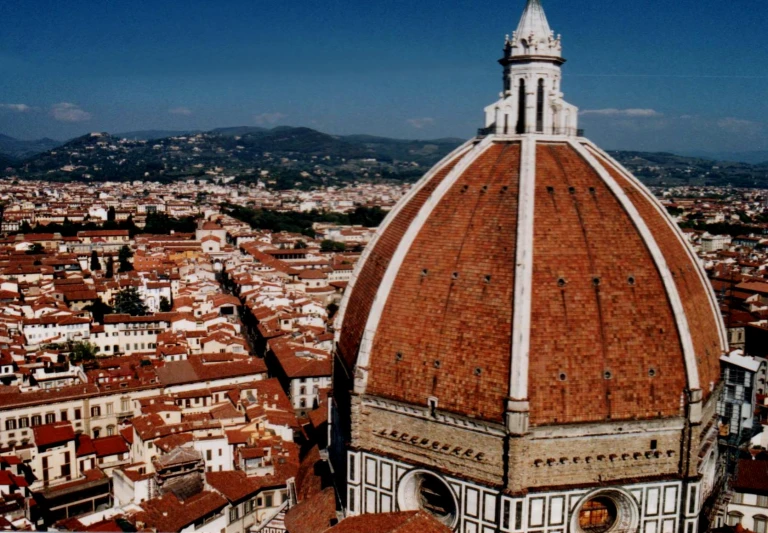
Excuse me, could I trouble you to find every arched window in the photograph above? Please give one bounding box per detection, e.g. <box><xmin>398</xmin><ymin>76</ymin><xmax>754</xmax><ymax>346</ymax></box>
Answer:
<box><xmin>727</xmin><ymin>512</ymin><xmax>744</xmax><ymax>526</ymax></box>
<box><xmin>536</xmin><ymin>79</ymin><xmax>545</xmax><ymax>133</ymax></box>
<box><xmin>516</xmin><ymin>79</ymin><xmax>526</xmax><ymax>134</ymax></box>
<box><xmin>754</xmin><ymin>515</ymin><xmax>768</xmax><ymax>533</ymax></box>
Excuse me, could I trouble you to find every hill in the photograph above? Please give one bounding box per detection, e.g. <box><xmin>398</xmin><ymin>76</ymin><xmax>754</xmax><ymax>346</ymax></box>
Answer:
<box><xmin>608</xmin><ymin>150</ymin><xmax>768</xmax><ymax>188</ymax></box>
<box><xmin>115</xmin><ymin>130</ymin><xmax>199</xmax><ymax>140</ymax></box>
<box><xmin>0</xmin><ymin>134</ymin><xmax>61</xmax><ymax>159</ymax></box>
<box><xmin>5</xmin><ymin>126</ymin><xmax>768</xmax><ymax>188</ymax></box>
<box><xmin>3</xmin><ymin>127</ymin><xmax>463</xmax><ymax>187</ymax></box>
<box><xmin>0</xmin><ymin>153</ymin><xmax>15</xmax><ymax>168</ymax></box>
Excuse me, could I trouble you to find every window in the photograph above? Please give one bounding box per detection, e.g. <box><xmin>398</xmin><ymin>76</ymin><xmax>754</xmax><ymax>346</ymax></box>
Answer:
<box><xmin>91</xmin><ymin>406</ymin><xmax>101</xmax><ymax>417</ymax></box>
<box><xmin>536</xmin><ymin>79</ymin><xmax>544</xmax><ymax>132</ymax></box>
<box><xmin>45</xmin><ymin>413</ymin><xmax>55</xmax><ymax>424</ymax></box>
<box><xmin>74</xmin><ymin>409</ymin><xmax>81</xmax><ymax>420</ymax></box>
<box><xmin>755</xmin><ymin>516</ymin><xmax>768</xmax><ymax>533</ymax></box>
<box><xmin>19</xmin><ymin>417</ymin><xmax>28</xmax><ymax>429</ymax></box>
<box><xmin>265</xmin><ymin>494</ymin><xmax>273</xmax><ymax>507</ymax></box>
<box><xmin>516</xmin><ymin>79</ymin><xmax>526</xmax><ymax>134</ymax></box>
<box><xmin>106</xmin><ymin>403</ymin><xmax>113</xmax><ymax>415</ymax></box>
<box><xmin>5</xmin><ymin>419</ymin><xmax>16</xmax><ymax>431</ymax></box>
<box><xmin>61</xmin><ymin>457</ymin><xmax>71</xmax><ymax>478</ymax></box>
<box><xmin>229</xmin><ymin>506</ymin><xmax>239</xmax><ymax>523</ymax></box>
<box><xmin>93</xmin><ymin>427</ymin><xmax>101</xmax><ymax>439</ymax></box>
<box><xmin>759</xmin><ymin>495</ymin><xmax>768</xmax><ymax>507</ymax></box>
<box><xmin>107</xmin><ymin>425</ymin><xmax>115</xmax><ymax>436</ymax></box>
<box><xmin>578</xmin><ymin>497</ymin><xmax>617</xmax><ymax>533</ymax></box>
<box><xmin>727</xmin><ymin>512</ymin><xmax>743</xmax><ymax>527</ymax></box>
<box><xmin>60</xmin><ymin>411</ymin><xmax>68</xmax><ymax>421</ymax></box>
<box><xmin>207</xmin><ymin>450</ymin><xmax>212</xmax><ymax>461</ymax></box>
<box><xmin>31</xmin><ymin>415</ymin><xmax>42</xmax><ymax>427</ymax></box>
<box><xmin>121</xmin><ymin>399</ymin><xmax>130</xmax><ymax>412</ymax></box>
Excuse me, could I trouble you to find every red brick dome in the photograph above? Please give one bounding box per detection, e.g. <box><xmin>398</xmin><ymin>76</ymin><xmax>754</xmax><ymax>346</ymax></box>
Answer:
<box><xmin>335</xmin><ymin>137</ymin><xmax>726</xmax><ymax>427</ymax></box>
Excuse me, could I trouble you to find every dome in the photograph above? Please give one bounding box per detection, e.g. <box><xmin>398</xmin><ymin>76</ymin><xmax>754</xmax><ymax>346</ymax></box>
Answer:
<box><xmin>335</xmin><ymin>136</ymin><xmax>727</xmax><ymax>428</ymax></box>
<box><xmin>333</xmin><ymin>2</ymin><xmax>728</xmax><ymax>529</ymax></box>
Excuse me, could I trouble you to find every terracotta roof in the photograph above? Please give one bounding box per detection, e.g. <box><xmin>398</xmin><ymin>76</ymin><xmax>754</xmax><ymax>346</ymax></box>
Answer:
<box><xmin>284</xmin><ymin>487</ymin><xmax>337</xmax><ymax>533</ymax></box>
<box><xmin>93</xmin><ymin>435</ymin><xmax>129</xmax><ymax>457</ymax></box>
<box><xmin>733</xmin><ymin>459</ymin><xmax>768</xmax><ymax>494</ymax></box>
<box><xmin>134</xmin><ymin>491</ymin><xmax>226</xmax><ymax>532</ymax></box>
<box><xmin>206</xmin><ymin>470</ymin><xmax>286</xmax><ymax>504</ymax></box>
<box><xmin>33</xmin><ymin>421</ymin><xmax>75</xmax><ymax>448</ymax></box>
<box><xmin>327</xmin><ymin>511</ymin><xmax>452</xmax><ymax>533</ymax></box>
<box><xmin>339</xmin><ymin>140</ymin><xmax>725</xmax><ymax>426</ymax></box>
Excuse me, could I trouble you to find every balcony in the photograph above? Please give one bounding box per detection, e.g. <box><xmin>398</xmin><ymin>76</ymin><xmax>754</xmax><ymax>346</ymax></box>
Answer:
<box><xmin>477</xmin><ymin>126</ymin><xmax>585</xmax><ymax>137</ymax></box>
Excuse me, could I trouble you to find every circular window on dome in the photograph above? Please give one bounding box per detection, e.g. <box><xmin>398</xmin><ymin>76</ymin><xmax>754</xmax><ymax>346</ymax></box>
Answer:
<box><xmin>572</xmin><ymin>489</ymin><xmax>639</xmax><ymax>533</ymax></box>
<box><xmin>397</xmin><ymin>470</ymin><xmax>457</xmax><ymax>528</ymax></box>
<box><xmin>578</xmin><ymin>497</ymin><xmax>617</xmax><ymax>533</ymax></box>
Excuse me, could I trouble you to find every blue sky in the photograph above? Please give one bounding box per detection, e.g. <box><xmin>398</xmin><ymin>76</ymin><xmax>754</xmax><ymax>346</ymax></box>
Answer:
<box><xmin>1</xmin><ymin>0</ymin><xmax>766</xmax><ymax>154</ymax></box>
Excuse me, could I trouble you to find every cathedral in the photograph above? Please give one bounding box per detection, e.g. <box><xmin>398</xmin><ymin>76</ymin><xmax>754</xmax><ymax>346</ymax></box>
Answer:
<box><xmin>331</xmin><ymin>1</ymin><xmax>728</xmax><ymax>532</ymax></box>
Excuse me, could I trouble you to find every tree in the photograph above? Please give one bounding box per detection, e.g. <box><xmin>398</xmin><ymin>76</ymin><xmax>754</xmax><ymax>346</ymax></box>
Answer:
<box><xmin>70</xmin><ymin>341</ymin><xmax>97</xmax><ymax>363</ymax></box>
<box><xmin>294</xmin><ymin>240</ymin><xmax>308</xmax><ymax>249</ymax></box>
<box><xmin>159</xmin><ymin>296</ymin><xmax>172</xmax><ymax>313</ymax></box>
<box><xmin>90</xmin><ymin>250</ymin><xmax>101</xmax><ymax>271</ymax></box>
<box><xmin>107</xmin><ymin>206</ymin><xmax>116</xmax><ymax>222</ymax></box>
<box><xmin>320</xmin><ymin>239</ymin><xmax>346</xmax><ymax>253</ymax></box>
<box><xmin>26</xmin><ymin>243</ymin><xmax>45</xmax><ymax>255</ymax></box>
<box><xmin>113</xmin><ymin>287</ymin><xmax>148</xmax><ymax>316</ymax></box>
<box><xmin>118</xmin><ymin>245</ymin><xmax>133</xmax><ymax>272</ymax></box>
<box><xmin>84</xmin><ymin>300</ymin><xmax>113</xmax><ymax>324</ymax></box>
<box><xmin>105</xmin><ymin>256</ymin><xmax>114</xmax><ymax>278</ymax></box>
<box><xmin>19</xmin><ymin>221</ymin><xmax>32</xmax><ymax>233</ymax></box>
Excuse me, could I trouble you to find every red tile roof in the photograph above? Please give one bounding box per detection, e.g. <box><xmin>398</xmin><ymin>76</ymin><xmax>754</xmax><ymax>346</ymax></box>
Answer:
<box><xmin>134</xmin><ymin>491</ymin><xmax>227</xmax><ymax>532</ymax></box>
<box><xmin>340</xmin><ymin>140</ymin><xmax>725</xmax><ymax>426</ymax></box>
<box><xmin>327</xmin><ymin>511</ymin><xmax>452</xmax><ymax>533</ymax></box>
<box><xmin>284</xmin><ymin>487</ymin><xmax>337</xmax><ymax>533</ymax></box>
<box><xmin>33</xmin><ymin>421</ymin><xmax>75</xmax><ymax>448</ymax></box>
<box><xmin>733</xmin><ymin>459</ymin><xmax>768</xmax><ymax>494</ymax></box>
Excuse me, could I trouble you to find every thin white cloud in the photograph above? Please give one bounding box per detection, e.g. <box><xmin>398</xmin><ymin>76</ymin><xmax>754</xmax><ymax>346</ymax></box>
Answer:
<box><xmin>0</xmin><ymin>103</ymin><xmax>32</xmax><ymax>113</ymax></box>
<box><xmin>580</xmin><ymin>108</ymin><xmax>662</xmax><ymax>117</ymax></box>
<box><xmin>51</xmin><ymin>102</ymin><xmax>92</xmax><ymax>122</ymax></box>
<box><xmin>169</xmin><ymin>107</ymin><xmax>193</xmax><ymax>116</ymax></box>
<box><xmin>716</xmin><ymin>117</ymin><xmax>762</xmax><ymax>134</ymax></box>
<box><xmin>407</xmin><ymin>117</ymin><xmax>435</xmax><ymax>129</ymax></box>
<box><xmin>254</xmin><ymin>112</ymin><xmax>287</xmax><ymax>126</ymax></box>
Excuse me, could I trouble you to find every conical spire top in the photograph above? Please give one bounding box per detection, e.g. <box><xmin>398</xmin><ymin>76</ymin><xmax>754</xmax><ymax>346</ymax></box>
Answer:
<box><xmin>507</xmin><ymin>0</ymin><xmax>562</xmax><ymax>60</ymax></box>
<box><xmin>515</xmin><ymin>0</ymin><xmax>552</xmax><ymax>42</ymax></box>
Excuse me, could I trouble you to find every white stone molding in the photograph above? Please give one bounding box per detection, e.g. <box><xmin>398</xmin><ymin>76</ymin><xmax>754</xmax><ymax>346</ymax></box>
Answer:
<box><xmin>352</xmin><ymin>136</ymin><xmax>496</xmax><ymax>395</ymax></box>
<box><xmin>333</xmin><ymin>139</ymin><xmax>476</xmax><ymax>344</ymax></box>
<box><xmin>507</xmin><ymin>136</ymin><xmax>537</xmax><ymax>435</ymax></box>
<box><xmin>569</xmin><ymin>140</ymin><xmax>702</xmax><ymax>401</ymax></box>
<box><xmin>582</xmin><ymin>141</ymin><xmax>729</xmax><ymax>355</ymax></box>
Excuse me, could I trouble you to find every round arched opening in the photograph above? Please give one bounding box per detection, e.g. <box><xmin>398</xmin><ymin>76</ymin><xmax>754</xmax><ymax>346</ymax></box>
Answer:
<box><xmin>571</xmin><ymin>489</ymin><xmax>639</xmax><ymax>533</ymax></box>
<box><xmin>578</xmin><ymin>496</ymin><xmax>617</xmax><ymax>533</ymax></box>
<box><xmin>397</xmin><ymin>470</ymin><xmax>457</xmax><ymax>528</ymax></box>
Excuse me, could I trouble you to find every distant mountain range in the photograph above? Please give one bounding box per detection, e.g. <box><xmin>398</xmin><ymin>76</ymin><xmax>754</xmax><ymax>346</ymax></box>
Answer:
<box><xmin>1</xmin><ymin>126</ymin><xmax>767</xmax><ymax>187</ymax></box>
<box><xmin>0</xmin><ymin>127</ymin><xmax>466</xmax><ymax>186</ymax></box>
<box><xmin>0</xmin><ymin>134</ymin><xmax>61</xmax><ymax>159</ymax></box>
